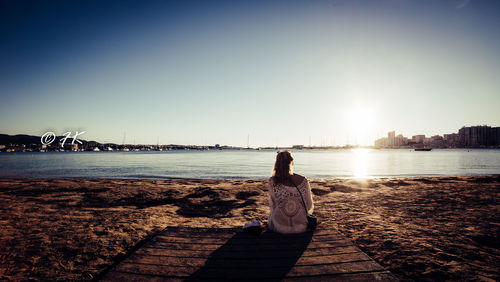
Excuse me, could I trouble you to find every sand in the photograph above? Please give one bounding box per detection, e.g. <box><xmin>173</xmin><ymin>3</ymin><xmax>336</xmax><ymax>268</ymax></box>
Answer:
<box><xmin>0</xmin><ymin>176</ymin><xmax>498</xmax><ymax>281</ymax></box>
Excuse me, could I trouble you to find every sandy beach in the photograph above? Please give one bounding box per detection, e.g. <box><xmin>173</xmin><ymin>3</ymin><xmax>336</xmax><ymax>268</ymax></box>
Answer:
<box><xmin>0</xmin><ymin>176</ymin><xmax>498</xmax><ymax>281</ymax></box>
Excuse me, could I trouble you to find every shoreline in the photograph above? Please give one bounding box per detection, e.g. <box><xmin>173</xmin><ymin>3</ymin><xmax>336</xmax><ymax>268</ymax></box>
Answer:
<box><xmin>0</xmin><ymin>176</ymin><xmax>499</xmax><ymax>280</ymax></box>
<box><xmin>0</xmin><ymin>173</ymin><xmax>499</xmax><ymax>181</ymax></box>
<box><xmin>2</xmin><ymin>148</ymin><xmax>500</xmax><ymax>153</ymax></box>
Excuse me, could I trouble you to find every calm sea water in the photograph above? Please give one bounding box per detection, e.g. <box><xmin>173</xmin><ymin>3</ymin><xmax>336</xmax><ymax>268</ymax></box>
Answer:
<box><xmin>0</xmin><ymin>149</ymin><xmax>499</xmax><ymax>179</ymax></box>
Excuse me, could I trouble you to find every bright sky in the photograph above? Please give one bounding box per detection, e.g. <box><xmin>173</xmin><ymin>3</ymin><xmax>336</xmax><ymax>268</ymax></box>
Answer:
<box><xmin>1</xmin><ymin>0</ymin><xmax>499</xmax><ymax>146</ymax></box>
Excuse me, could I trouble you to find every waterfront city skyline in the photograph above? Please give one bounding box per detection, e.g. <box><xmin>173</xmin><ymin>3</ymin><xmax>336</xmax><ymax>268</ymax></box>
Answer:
<box><xmin>1</xmin><ymin>0</ymin><xmax>500</xmax><ymax>147</ymax></box>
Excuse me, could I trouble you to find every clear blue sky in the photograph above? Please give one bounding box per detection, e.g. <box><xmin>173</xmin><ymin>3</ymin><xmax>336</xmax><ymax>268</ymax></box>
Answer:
<box><xmin>1</xmin><ymin>0</ymin><xmax>499</xmax><ymax>146</ymax></box>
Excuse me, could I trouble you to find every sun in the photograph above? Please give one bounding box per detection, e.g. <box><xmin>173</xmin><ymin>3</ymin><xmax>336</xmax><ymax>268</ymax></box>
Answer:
<box><xmin>348</xmin><ymin>109</ymin><xmax>372</xmax><ymax>132</ymax></box>
<box><xmin>344</xmin><ymin>107</ymin><xmax>377</xmax><ymax>145</ymax></box>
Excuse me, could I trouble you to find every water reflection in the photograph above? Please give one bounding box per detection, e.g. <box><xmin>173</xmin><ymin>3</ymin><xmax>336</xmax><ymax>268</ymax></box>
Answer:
<box><xmin>1</xmin><ymin>149</ymin><xmax>500</xmax><ymax>179</ymax></box>
<box><xmin>351</xmin><ymin>148</ymin><xmax>372</xmax><ymax>178</ymax></box>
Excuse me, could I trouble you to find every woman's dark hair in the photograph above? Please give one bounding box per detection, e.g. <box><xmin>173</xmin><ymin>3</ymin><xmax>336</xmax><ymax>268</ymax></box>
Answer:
<box><xmin>272</xmin><ymin>150</ymin><xmax>294</xmax><ymax>186</ymax></box>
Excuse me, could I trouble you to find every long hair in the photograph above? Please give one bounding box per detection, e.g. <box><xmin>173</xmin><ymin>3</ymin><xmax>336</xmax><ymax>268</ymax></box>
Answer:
<box><xmin>272</xmin><ymin>151</ymin><xmax>294</xmax><ymax>186</ymax></box>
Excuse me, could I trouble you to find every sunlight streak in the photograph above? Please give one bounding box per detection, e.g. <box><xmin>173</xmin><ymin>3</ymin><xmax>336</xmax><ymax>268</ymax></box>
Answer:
<box><xmin>351</xmin><ymin>148</ymin><xmax>372</xmax><ymax>178</ymax></box>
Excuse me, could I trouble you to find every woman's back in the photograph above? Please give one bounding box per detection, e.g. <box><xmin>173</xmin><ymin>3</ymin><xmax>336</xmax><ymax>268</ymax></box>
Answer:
<box><xmin>267</xmin><ymin>174</ymin><xmax>314</xmax><ymax>234</ymax></box>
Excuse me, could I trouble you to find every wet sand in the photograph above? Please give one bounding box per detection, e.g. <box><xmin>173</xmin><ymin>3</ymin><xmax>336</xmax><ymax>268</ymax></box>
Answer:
<box><xmin>0</xmin><ymin>176</ymin><xmax>498</xmax><ymax>281</ymax></box>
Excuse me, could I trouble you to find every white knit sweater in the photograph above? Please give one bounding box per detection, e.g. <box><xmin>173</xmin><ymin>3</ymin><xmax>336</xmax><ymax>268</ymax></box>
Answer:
<box><xmin>267</xmin><ymin>177</ymin><xmax>314</xmax><ymax>234</ymax></box>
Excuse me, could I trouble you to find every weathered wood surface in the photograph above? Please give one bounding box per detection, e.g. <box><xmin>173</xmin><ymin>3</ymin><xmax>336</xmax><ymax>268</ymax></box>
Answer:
<box><xmin>101</xmin><ymin>227</ymin><xmax>398</xmax><ymax>281</ymax></box>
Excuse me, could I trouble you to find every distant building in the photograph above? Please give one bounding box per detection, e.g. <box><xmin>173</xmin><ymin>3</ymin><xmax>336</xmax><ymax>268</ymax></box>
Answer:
<box><xmin>395</xmin><ymin>134</ymin><xmax>405</xmax><ymax>147</ymax></box>
<box><xmin>430</xmin><ymin>135</ymin><xmax>445</xmax><ymax>148</ymax></box>
<box><xmin>412</xmin><ymin>135</ymin><xmax>425</xmax><ymax>144</ymax></box>
<box><xmin>374</xmin><ymin>137</ymin><xmax>387</xmax><ymax>148</ymax></box>
<box><xmin>374</xmin><ymin>131</ymin><xmax>404</xmax><ymax>148</ymax></box>
<box><xmin>443</xmin><ymin>133</ymin><xmax>459</xmax><ymax>148</ymax></box>
<box><xmin>375</xmin><ymin>130</ymin><xmax>456</xmax><ymax>149</ymax></box>
<box><xmin>374</xmin><ymin>125</ymin><xmax>500</xmax><ymax>148</ymax></box>
<box><xmin>388</xmin><ymin>131</ymin><xmax>395</xmax><ymax>147</ymax></box>
<box><xmin>494</xmin><ymin>127</ymin><xmax>500</xmax><ymax>146</ymax></box>
<box><xmin>458</xmin><ymin>125</ymin><xmax>498</xmax><ymax>147</ymax></box>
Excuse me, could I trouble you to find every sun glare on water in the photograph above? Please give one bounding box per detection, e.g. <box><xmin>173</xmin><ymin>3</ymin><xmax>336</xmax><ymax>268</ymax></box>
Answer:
<box><xmin>351</xmin><ymin>148</ymin><xmax>372</xmax><ymax>178</ymax></box>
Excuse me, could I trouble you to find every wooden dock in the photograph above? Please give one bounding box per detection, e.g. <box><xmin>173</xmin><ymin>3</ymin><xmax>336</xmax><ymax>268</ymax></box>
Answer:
<box><xmin>100</xmin><ymin>227</ymin><xmax>397</xmax><ymax>281</ymax></box>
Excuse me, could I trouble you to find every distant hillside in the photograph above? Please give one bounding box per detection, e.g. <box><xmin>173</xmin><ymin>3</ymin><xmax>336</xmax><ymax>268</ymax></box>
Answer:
<box><xmin>0</xmin><ymin>134</ymin><xmax>41</xmax><ymax>145</ymax></box>
<box><xmin>0</xmin><ymin>134</ymin><xmax>101</xmax><ymax>146</ymax></box>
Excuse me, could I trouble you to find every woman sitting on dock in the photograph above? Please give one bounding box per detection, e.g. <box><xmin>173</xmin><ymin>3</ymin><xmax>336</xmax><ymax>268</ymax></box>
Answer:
<box><xmin>268</xmin><ymin>151</ymin><xmax>314</xmax><ymax>234</ymax></box>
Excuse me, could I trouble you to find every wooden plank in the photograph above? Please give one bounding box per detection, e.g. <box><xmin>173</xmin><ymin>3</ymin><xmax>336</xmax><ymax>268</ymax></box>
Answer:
<box><xmin>160</xmin><ymin>227</ymin><xmax>336</xmax><ymax>238</ymax></box>
<box><xmin>112</xmin><ymin>260</ymin><xmax>385</xmax><ymax>279</ymax></box>
<box><xmin>162</xmin><ymin>226</ymin><xmax>337</xmax><ymax>234</ymax></box>
<box><xmin>102</xmin><ymin>227</ymin><xmax>398</xmax><ymax>281</ymax></box>
<box><xmin>152</xmin><ymin>234</ymin><xmax>346</xmax><ymax>244</ymax></box>
<box><xmin>281</xmin><ymin>271</ymin><xmax>399</xmax><ymax>282</ymax></box>
<box><xmin>125</xmin><ymin>252</ymin><xmax>372</xmax><ymax>268</ymax></box>
<box><xmin>134</xmin><ymin>244</ymin><xmax>362</xmax><ymax>258</ymax></box>
<box><xmin>149</xmin><ymin>237</ymin><xmax>350</xmax><ymax>247</ymax></box>
<box><xmin>102</xmin><ymin>270</ymin><xmax>397</xmax><ymax>282</ymax></box>
<box><xmin>100</xmin><ymin>271</ymin><xmax>171</xmax><ymax>282</ymax></box>
<box><xmin>146</xmin><ymin>240</ymin><xmax>353</xmax><ymax>251</ymax></box>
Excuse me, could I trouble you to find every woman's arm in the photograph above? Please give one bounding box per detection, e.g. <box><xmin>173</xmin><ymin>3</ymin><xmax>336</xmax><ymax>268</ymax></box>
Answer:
<box><xmin>268</xmin><ymin>180</ymin><xmax>275</xmax><ymax>213</ymax></box>
<box><xmin>305</xmin><ymin>179</ymin><xmax>314</xmax><ymax>214</ymax></box>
